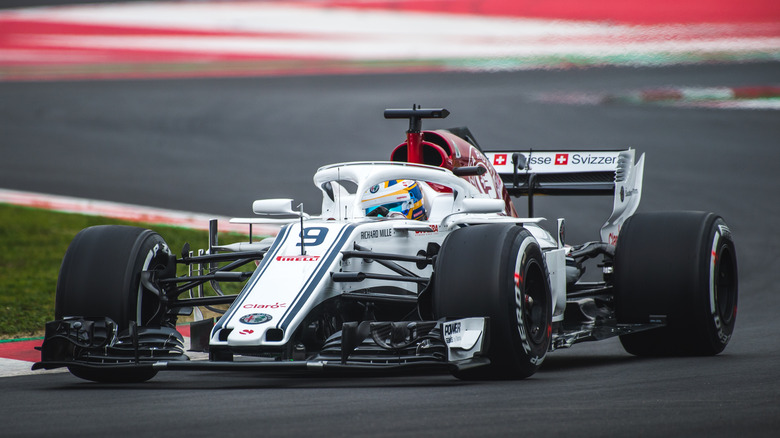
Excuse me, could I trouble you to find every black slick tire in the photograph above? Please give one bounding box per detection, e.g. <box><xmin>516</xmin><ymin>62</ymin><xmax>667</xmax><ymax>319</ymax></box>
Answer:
<box><xmin>614</xmin><ymin>212</ymin><xmax>738</xmax><ymax>356</ymax></box>
<box><xmin>56</xmin><ymin>225</ymin><xmax>173</xmax><ymax>382</ymax></box>
<box><xmin>433</xmin><ymin>224</ymin><xmax>552</xmax><ymax>379</ymax></box>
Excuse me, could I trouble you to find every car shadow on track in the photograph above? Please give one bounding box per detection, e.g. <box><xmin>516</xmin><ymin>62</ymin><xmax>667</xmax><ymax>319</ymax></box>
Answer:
<box><xmin>47</xmin><ymin>356</ymin><xmax>640</xmax><ymax>390</ymax></box>
<box><xmin>540</xmin><ymin>354</ymin><xmax>637</xmax><ymax>373</ymax></box>
<box><xmin>46</xmin><ymin>371</ymin><xmax>473</xmax><ymax>390</ymax></box>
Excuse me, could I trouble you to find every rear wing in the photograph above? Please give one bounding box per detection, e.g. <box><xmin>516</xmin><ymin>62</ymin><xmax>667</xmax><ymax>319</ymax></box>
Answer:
<box><xmin>484</xmin><ymin>149</ymin><xmax>645</xmax><ymax>245</ymax></box>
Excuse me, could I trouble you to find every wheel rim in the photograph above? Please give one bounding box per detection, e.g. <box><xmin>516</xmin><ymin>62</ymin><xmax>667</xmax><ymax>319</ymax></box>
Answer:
<box><xmin>522</xmin><ymin>261</ymin><xmax>549</xmax><ymax>345</ymax></box>
<box><xmin>715</xmin><ymin>245</ymin><xmax>737</xmax><ymax>326</ymax></box>
<box><xmin>137</xmin><ymin>242</ymin><xmax>171</xmax><ymax>326</ymax></box>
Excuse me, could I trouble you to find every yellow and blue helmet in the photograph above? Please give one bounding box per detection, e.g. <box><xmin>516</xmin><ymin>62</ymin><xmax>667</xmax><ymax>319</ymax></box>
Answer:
<box><xmin>361</xmin><ymin>180</ymin><xmax>427</xmax><ymax>220</ymax></box>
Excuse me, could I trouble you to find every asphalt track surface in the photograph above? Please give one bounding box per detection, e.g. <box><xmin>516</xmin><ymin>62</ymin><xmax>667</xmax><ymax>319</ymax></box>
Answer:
<box><xmin>2</xmin><ymin>62</ymin><xmax>780</xmax><ymax>436</ymax></box>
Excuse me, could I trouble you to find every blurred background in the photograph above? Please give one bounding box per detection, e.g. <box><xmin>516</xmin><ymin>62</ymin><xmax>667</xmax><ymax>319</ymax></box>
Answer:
<box><xmin>1</xmin><ymin>2</ymin><xmax>779</xmax><ymax>436</ymax></box>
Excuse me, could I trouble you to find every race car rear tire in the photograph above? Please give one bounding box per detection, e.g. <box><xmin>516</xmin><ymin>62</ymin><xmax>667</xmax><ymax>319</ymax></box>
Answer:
<box><xmin>433</xmin><ymin>224</ymin><xmax>552</xmax><ymax>379</ymax></box>
<box><xmin>614</xmin><ymin>212</ymin><xmax>738</xmax><ymax>356</ymax></box>
<box><xmin>56</xmin><ymin>225</ymin><xmax>173</xmax><ymax>382</ymax></box>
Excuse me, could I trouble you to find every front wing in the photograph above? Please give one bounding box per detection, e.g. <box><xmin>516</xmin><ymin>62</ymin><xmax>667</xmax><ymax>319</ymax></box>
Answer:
<box><xmin>32</xmin><ymin>317</ymin><xmax>490</xmax><ymax>375</ymax></box>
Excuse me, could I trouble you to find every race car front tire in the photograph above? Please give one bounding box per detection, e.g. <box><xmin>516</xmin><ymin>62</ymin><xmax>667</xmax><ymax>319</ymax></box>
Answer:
<box><xmin>56</xmin><ymin>225</ymin><xmax>174</xmax><ymax>382</ymax></box>
<box><xmin>614</xmin><ymin>211</ymin><xmax>738</xmax><ymax>356</ymax></box>
<box><xmin>433</xmin><ymin>224</ymin><xmax>552</xmax><ymax>379</ymax></box>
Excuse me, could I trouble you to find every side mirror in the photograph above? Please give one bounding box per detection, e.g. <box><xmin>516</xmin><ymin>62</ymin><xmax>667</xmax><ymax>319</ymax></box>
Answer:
<box><xmin>459</xmin><ymin>198</ymin><xmax>505</xmax><ymax>214</ymax></box>
<box><xmin>252</xmin><ymin>199</ymin><xmax>307</xmax><ymax>217</ymax></box>
<box><xmin>452</xmin><ymin>166</ymin><xmax>487</xmax><ymax>177</ymax></box>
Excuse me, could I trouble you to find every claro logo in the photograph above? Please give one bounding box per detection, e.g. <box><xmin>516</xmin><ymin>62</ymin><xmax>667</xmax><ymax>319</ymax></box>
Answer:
<box><xmin>243</xmin><ymin>303</ymin><xmax>287</xmax><ymax>309</ymax></box>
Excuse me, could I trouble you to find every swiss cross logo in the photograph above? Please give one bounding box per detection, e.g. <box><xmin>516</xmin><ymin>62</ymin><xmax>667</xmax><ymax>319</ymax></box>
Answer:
<box><xmin>493</xmin><ymin>154</ymin><xmax>507</xmax><ymax>166</ymax></box>
<box><xmin>555</xmin><ymin>154</ymin><xmax>569</xmax><ymax>165</ymax></box>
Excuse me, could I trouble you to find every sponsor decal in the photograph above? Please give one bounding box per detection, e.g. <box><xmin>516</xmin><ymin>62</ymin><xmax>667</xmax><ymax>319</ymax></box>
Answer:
<box><xmin>527</xmin><ymin>153</ymin><xmax>619</xmax><ymax>167</ymax></box>
<box><xmin>414</xmin><ymin>224</ymin><xmax>439</xmax><ymax>234</ymax></box>
<box><xmin>493</xmin><ymin>154</ymin><xmax>507</xmax><ymax>165</ymax></box>
<box><xmin>360</xmin><ymin>228</ymin><xmax>393</xmax><ymax>239</ymax></box>
<box><xmin>243</xmin><ymin>302</ymin><xmax>287</xmax><ymax>309</ymax></box>
<box><xmin>570</xmin><ymin>153</ymin><xmax>617</xmax><ymax>165</ymax></box>
<box><xmin>239</xmin><ymin>313</ymin><xmax>273</xmax><ymax>325</ymax></box>
<box><xmin>443</xmin><ymin>321</ymin><xmax>462</xmax><ymax>344</ymax></box>
<box><xmin>528</xmin><ymin>156</ymin><xmax>553</xmax><ymax>165</ymax></box>
<box><xmin>608</xmin><ymin>225</ymin><xmax>621</xmax><ymax>246</ymax></box>
<box><xmin>276</xmin><ymin>255</ymin><xmax>320</xmax><ymax>261</ymax></box>
<box><xmin>555</xmin><ymin>153</ymin><xmax>569</xmax><ymax>165</ymax></box>
<box><xmin>239</xmin><ymin>329</ymin><xmax>254</xmax><ymax>335</ymax></box>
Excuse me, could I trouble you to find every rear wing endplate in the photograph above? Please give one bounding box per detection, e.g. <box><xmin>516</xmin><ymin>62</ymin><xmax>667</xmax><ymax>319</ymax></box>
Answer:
<box><xmin>484</xmin><ymin>149</ymin><xmax>645</xmax><ymax>245</ymax></box>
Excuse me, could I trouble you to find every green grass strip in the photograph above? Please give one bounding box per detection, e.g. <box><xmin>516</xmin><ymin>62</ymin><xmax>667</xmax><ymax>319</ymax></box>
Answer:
<box><xmin>0</xmin><ymin>203</ymin><xmax>251</xmax><ymax>339</ymax></box>
<box><xmin>0</xmin><ymin>337</ymin><xmax>44</xmax><ymax>343</ymax></box>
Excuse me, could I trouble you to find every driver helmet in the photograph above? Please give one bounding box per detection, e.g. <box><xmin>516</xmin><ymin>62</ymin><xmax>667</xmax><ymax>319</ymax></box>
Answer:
<box><xmin>362</xmin><ymin>179</ymin><xmax>427</xmax><ymax>220</ymax></box>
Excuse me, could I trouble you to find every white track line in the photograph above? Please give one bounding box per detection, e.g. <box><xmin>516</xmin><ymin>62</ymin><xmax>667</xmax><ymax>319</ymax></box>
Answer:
<box><xmin>0</xmin><ymin>188</ymin><xmax>279</xmax><ymax>236</ymax></box>
<box><xmin>0</xmin><ymin>358</ymin><xmax>67</xmax><ymax>377</ymax></box>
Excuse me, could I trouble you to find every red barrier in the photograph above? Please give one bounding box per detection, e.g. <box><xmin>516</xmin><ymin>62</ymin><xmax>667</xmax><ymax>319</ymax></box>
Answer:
<box><xmin>321</xmin><ymin>0</ymin><xmax>780</xmax><ymax>24</ymax></box>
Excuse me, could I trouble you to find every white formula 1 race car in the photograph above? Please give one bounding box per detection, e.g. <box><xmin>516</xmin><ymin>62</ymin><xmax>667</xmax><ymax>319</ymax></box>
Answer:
<box><xmin>34</xmin><ymin>107</ymin><xmax>738</xmax><ymax>382</ymax></box>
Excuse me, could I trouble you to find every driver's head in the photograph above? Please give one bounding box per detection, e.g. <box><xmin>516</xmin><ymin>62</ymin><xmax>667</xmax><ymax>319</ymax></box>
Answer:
<box><xmin>362</xmin><ymin>180</ymin><xmax>427</xmax><ymax>220</ymax></box>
